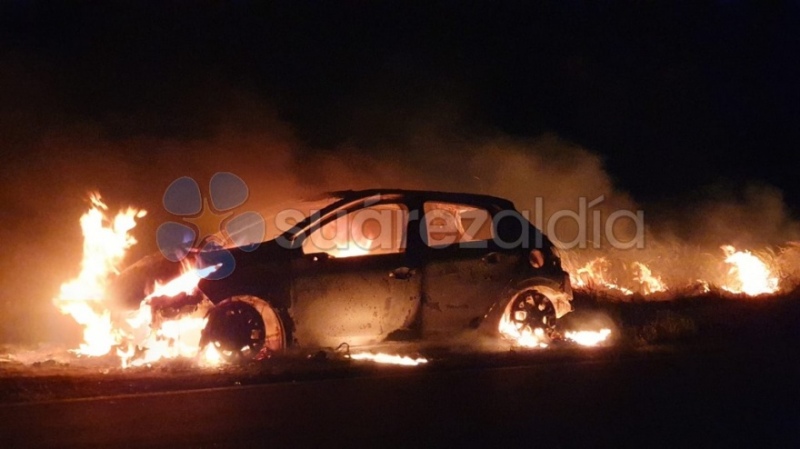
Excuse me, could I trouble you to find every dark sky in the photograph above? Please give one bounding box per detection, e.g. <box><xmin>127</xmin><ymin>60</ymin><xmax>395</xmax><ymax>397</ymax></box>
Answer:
<box><xmin>2</xmin><ymin>0</ymin><xmax>799</xmax><ymax>205</ymax></box>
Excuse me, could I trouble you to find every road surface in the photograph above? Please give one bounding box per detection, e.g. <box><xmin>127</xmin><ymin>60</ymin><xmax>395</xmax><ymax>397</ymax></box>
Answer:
<box><xmin>1</xmin><ymin>348</ymin><xmax>799</xmax><ymax>447</ymax></box>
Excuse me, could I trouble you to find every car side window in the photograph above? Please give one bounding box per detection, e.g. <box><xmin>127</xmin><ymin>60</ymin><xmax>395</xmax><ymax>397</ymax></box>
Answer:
<box><xmin>302</xmin><ymin>203</ymin><xmax>408</xmax><ymax>258</ymax></box>
<box><xmin>423</xmin><ymin>202</ymin><xmax>494</xmax><ymax>247</ymax></box>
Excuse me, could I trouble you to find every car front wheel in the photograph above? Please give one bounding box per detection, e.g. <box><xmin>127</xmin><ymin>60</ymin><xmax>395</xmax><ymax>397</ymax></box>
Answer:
<box><xmin>200</xmin><ymin>295</ymin><xmax>286</xmax><ymax>360</ymax></box>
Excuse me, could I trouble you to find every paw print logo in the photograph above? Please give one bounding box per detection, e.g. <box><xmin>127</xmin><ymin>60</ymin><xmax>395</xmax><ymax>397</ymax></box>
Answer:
<box><xmin>156</xmin><ymin>172</ymin><xmax>265</xmax><ymax>280</ymax></box>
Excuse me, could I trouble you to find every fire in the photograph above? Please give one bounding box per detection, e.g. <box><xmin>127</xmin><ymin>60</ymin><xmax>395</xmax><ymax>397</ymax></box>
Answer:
<box><xmin>53</xmin><ymin>193</ymin><xmax>788</xmax><ymax>370</ymax></box>
<box><xmin>120</xmin><ymin>314</ymin><xmax>211</xmax><ymax>369</ymax></box>
<box><xmin>570</xmin><ymin>257</ymin><xmax>633</xmax><ymax>296</ymax></box>
<box><xmin>348</xmin><ymin>352</ymin><xmax>428</xmax><ymax>366</ymax></box>
<box><xmin>720</xmin><ymin>245</ymin><xmax>779</xmax><ymax>296</ymax></box>
<box><xmin>498</xmin><ymin>311</ymin><xmax>549</xmax><ymax>348</ymax></box>
<box><xmin>565</xmin><ymin>329</ymin><xmax>612</xmax><ymax>347</ymax></box>
<box><xmin>118</xmin><ymin>262</ymin><xmax>221</xmax><ymax>368</ymax></box>
<box><xmin>198</xmin><ymin>344</ymin><xmax>223</xmax><ymax>367</ymax></box>
<box><xmin>569</xmin><ymin>259</ymin><xmax>664</xmax><ymax>296</ymax></box>
<box><xmin>329</xmin><ymin>240</ymin><xmax>373</xmax><ymax>258</ymax></box>
<box><xmin>499</xmin><ymin>307</ymin><xmax>612</xmax><ymax>349</ymax></box>
<box><xmin>54</xmin><ymin>194</ymin><xmax>223</xmax><ymax>368</ymax></box>
<box><xmin>632</xmin><ymin>262</ymin><xmax>667</xmax><ymax>294</ymax></box>
<box><xmin>53</xmin><ymin>194</ymin><xmax>146</xmax><ymax>356</ymax></box>
<box><xmin>147</xmin><ymin>264</ymin><xmax>220</xmax><ymax>298</ymax></box>
<box><xmin>566</xmin><ymin>245</ymin><xmax>782</xmax><ymax>299</ymax></box>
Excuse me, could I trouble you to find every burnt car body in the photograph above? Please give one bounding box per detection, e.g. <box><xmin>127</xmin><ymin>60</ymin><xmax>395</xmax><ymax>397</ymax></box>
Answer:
<box><xmin>115</xmin><ymin>189</ymin><xmax>573</xmax><ymax>356</ymax></box>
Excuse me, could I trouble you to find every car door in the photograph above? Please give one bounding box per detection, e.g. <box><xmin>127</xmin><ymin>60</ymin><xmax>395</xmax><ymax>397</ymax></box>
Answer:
<box><xmin>420</xmin><ymin>201</ymin><xmax>524</xmax><ymax>337</ymax></box>
<box><xmin>290</xmin><ymin>202</ymin><xmax>422</xmax><ymax>348</ymax></box>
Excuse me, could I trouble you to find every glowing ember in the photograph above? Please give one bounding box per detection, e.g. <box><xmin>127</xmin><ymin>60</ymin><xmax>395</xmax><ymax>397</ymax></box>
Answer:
<box><xmin>53</xmin><ymin>194</ymin><xmax>146</xmax><ymax>356</ymax></box>
<box><xmin>349</xmin><ymin>352</ymin><xmax>428</xmax><ymax>366</ymax></box>
<box><xmin>721</xmin><ymin>245</ymin><xmax>779</xmax><ymax>296</ymax></box>
<box><xmin>565</xmin><ymin>329</ymin><xmax>612</xmax><ymax>347</ymax></box>
<box><xmin>632</xmin><ymin>262</ymin><xmax>667</xmax><ymax>294</ymax></box>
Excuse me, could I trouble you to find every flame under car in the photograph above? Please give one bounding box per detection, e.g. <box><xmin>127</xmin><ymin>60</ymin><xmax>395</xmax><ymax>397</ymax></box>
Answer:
<box><xmin>114</xmin><ymin>190</ymin><xmax>573</xmax><ymax>358</ymax></box>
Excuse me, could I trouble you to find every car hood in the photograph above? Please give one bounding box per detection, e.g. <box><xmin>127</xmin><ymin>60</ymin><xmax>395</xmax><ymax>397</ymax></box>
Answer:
<box><xmin>110</xmin><ymin>239</ymin><xmax>290</xmax><ymax>310</ymax></box>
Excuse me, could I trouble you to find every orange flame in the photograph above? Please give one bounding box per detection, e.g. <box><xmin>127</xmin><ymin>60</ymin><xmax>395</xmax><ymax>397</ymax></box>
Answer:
<box><xmin>570</xmin><ymin>257</ymin><xmax>633</xmax><ymax>296</ymax></box>
<box><xmin>54</xmin><ymin>194</ymin><xmax>222</xmax><ymax>368</ymax></box>
<box><xmin>348</xmin><ymin>352</ymin><xmax>428</xmax><ymax>366</ymax></box>
<box><xmin>53</xmin><ymin>194</ymin><xmax>146</xmax><ymax>356</ymax></box>
<box><xmin>147</xmin><ymin>264</ymin><xmax>219</xmax><ymax>299</ymax></box>
<box><xmin>118</xmin><ymin>261</ymin><xmax>221</xmax><ymax>368</ymax></box>
<box><xmin>566</xmin><ymin>246</ymin><xmax>781</xmax><ymax>299</ymax></box>
<box><xmin>565</xmin><ymin>329</ymin><xmax>611</xmax><ymax>347</ymax></box>
<box><xmin>720</xmin><ymin>245</ymin><xmax>779</xmax><ymax>296</ymax></box>
<box><xmin>632</xmin><ymin>262</ymin><xmax>667</xmax><ymax>294</ymax></box>
<box><xmin>498</xmin><ymin>311</ymin><xmax>549</xmax><ymax>348</ymax></box>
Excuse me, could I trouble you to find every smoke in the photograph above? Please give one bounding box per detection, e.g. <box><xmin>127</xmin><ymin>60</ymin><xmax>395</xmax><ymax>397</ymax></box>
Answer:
<box><xmin>649</xmin><ymin>183</ymin><xmax>800</xmax><ymax>248</ymax></box>
<box><xmin>1</xmin><ymin>68</ymin><xmax>798</xmax><ymax>344</ymax></box>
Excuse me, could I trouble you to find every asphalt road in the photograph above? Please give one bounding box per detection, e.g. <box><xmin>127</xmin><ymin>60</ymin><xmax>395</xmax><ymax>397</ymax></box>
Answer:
<box><xmin>1</xmin><ymin>348</ymin><xmax>799</xmax><ymax>448</ymax></box>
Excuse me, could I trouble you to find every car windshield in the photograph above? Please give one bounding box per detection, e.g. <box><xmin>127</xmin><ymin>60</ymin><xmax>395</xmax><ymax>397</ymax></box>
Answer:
<box><xmin>217</xmin><ymin>195</ymin><xmax>342</xmax><ymax>249</ymax></box>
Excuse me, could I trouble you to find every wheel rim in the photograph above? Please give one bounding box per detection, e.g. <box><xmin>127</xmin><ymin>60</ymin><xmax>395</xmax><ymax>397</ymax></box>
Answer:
<box><xmin>205</xmin><ymin>301</ymin><xmax>267</xmax><ymax>359</ymax></box>
<box><xmin>507</xmin><ymin>289</ymin><xmax>557</xmax><ymax>338</ymax></box>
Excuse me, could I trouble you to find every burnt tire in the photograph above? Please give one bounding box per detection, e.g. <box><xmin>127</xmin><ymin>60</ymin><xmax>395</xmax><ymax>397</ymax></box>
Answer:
<box><xmin>201</xmin><ymin>296</ymin><xmax>286</xmax><ymax>361</ymax></box>
<box><xmin>504</xmin><ymin>288</ymin><xmax>558</xmax><ymax>341</ymax></box>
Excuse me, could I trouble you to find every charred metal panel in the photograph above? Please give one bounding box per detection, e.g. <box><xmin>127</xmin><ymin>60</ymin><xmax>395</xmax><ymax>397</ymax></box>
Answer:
<box><xmin>290</xmin><ymin>253</ymin><xmax>421</xmax><ymax>348</ymax></box>
<box><xmin>421</xmin><ymin>248</ymin><xmax>524</xmax><ymax>336</ymax></box>
<box><xmin>197</xmin><ymin>243</ymin><xmax>293</xmax><ymax>309</ymax></box>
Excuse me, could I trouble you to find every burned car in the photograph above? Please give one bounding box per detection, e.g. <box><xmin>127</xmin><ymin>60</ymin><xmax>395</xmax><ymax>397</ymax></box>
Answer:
<box><xmin>114</xmin><ymin>189</ymin><xmax>573</xmax><ymax>357</ymax></box>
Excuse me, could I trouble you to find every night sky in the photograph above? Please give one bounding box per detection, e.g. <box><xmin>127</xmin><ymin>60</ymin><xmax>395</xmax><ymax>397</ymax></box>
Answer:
<box><xmin>2</xmin><ymin>1</ymin><xmax>798</xmax><ymax>204</ymax></box>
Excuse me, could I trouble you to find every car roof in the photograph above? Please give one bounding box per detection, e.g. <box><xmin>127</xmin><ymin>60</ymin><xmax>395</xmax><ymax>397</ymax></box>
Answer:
<box><xmin>327</xmin><ymin>189</ymin><xmax>517</xmax><ymax>211</ymax></box>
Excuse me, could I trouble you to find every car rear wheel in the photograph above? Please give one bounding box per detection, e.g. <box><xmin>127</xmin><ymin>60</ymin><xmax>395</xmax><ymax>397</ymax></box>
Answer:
<box><xmin>502</xmin><ymin>287</ymin><xmax>558</xmax><ymax>343</ymax></box>
<box><xmin>201</xmin><ymin>296</ymin><xmax>286</xmax><ymax>361</ymax></box>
